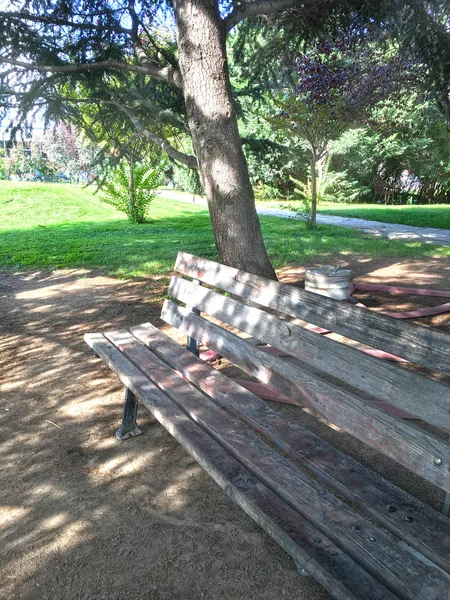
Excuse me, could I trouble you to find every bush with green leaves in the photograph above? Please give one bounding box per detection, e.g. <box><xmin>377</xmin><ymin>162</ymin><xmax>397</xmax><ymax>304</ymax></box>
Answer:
<box><xmin>172</xmin><ymin>163</ymin><xmax>203</xmax><ymax>194</ymax></box>
<box><xmin>330</xmin><ymin>97</ymin><xmax>450</xmax><ymax>204</ymax></box>
<box><xmin>319</xmin><ymin>170</ymin><xmax>370</xmax><ymax>203</ymax></box>
<box><xmin>254</xmin><ymin>182</ymin><xmax>286</xmax><ymax>201</ymax></box>
<box><xmin>0</xmin><ymin>150</ymin><xmax>6</xmax><ymax>179</ymax></box>
<box><xmin>5</xmin><ymin>142</ymin><xmax>50</xmax><ymax>179</ymax></box>
<box><xmin>282</xmin><ymin>197</ymin><xmax>313</xmax><ymax>227</ymax></box>
<box><xmin>281</xmin><ymin>177</ymin><xmax>313</xmax><ymax>227</ymax></box>
<box><xmin>102</xmin><ymin>162</ymin><xmax>161</xmax><ymax>223</ymax></box>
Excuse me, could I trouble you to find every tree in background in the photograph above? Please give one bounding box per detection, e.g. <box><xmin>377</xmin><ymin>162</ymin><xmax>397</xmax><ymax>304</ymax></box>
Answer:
<box><xmin>271</xmin><ymin>34</ymin><xmax>417</xmax><ymax>226</ymax></box>
<box><xmin>73</xmin><ymin>100</ymin><xmax>171</xmax><ymax>209</ymax></box>
<box><xmin>332</xmin><ymin>95</ymin><xmax>450</xmax><ymax>204</ymax></box>
<box><xmin>5</xmin><ymin>141</ymin><xmax>48</xmax><ymax>179</ymax></box>
<box><xmin>227</xmin><ymin>34</ymin><xmax>308</xmax><ymax>200</ymax></box>
<box><xmin>0</xmin><ymin>150</ymin><xmax>6</xmax><ymax>179</ymax></box>
<box><xmin>43</xmin><ymin>123</ymin><xmax>96</xmax><ymax>182</ymax></box>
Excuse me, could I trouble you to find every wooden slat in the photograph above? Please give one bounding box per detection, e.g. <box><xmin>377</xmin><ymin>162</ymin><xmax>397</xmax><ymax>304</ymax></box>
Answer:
<box><xmin>174</xmin><ymin>252</ymin><xmax>450</xmax><ymax>375</ymax></box>
<box><xmin>161</xmin><ymin>301</ymin><xmax>450</xmax><ymax>494</ymax></box>
<box><xmin>104</xmin><ymin>329</ymin><xmax>450</xmax><ymax>600</ymax></box>
<box><xmin>131</xmin><ymin>321</ymin><xmax>450</xmax><ymax>572</ymax></box>
<box><xmin>169</xmin><ymin>276</ymin><xmax>450</xmax><ymax>431</ymax></box>
<box><xmin>84</xmin><ymin>333</ymin><xmax>400</xmax><ymax>600</ymax></box>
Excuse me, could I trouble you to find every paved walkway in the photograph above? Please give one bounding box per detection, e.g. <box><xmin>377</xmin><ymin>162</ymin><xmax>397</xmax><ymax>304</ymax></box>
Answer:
<box><xmin>157</xmin><ymin>190</ymin><xmax>450</xmax><ymax>247</ymax></box>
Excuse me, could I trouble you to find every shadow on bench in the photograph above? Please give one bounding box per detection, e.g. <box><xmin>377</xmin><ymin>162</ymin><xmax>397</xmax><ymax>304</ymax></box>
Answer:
<box><xmin>85</xmin><ymin>252</ymin><xmax>450</xmax><ymax>600</ymax></box>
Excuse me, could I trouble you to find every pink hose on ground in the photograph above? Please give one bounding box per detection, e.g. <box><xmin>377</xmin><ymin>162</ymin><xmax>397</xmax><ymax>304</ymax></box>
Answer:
<box><xmin>352</xmin><ymin>282</ymin><xmax>450</xmax><ymax>298</ymax></box>
<box><xmin>349</xmin><ymin>281</ymin><xmax>450</xmax><ymax>319</ymax></box>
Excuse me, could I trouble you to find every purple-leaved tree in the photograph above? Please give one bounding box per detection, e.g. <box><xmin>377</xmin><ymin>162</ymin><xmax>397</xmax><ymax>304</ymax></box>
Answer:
<box><xmin>273</xmin><ymin>34</ymin><xmax>418</xmax><ymax>226</ymax></box>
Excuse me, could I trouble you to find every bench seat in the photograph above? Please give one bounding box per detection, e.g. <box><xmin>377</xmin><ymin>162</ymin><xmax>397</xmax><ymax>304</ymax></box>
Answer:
<box><xmin>85</xmin><ymin>252</ymin><xmax>450</xmax><ymax>600</ymax></box>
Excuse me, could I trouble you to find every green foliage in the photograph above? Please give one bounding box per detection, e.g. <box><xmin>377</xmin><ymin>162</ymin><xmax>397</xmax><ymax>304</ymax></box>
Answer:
<box><xmin>331</xmin><ymin>96</ymin><xmax>450</xmax><ymax>203</ymax></box>
<box><xmin>320</xmin><ymin>171</ymin><xmax>369</xmax><ymax>203</ymax></box>
<box><xmin>282</xmin><ymin>199</ymin><xmax>313</xmax><ymax>227</ymax></box>
<box><xmin>172</xmin><ymin>163</ymin><xmax>203</xmax><ymax>194</ymax></box>
<box><xmin>243</xmin><ymin>134</ymin><xmax>303</xmax><ymax>197</ymax></box>
<box><xmin>282</xmin><ymin>158</ymin><xmax>366</xmax><ymax>225</ymax></box>
<box><xmin>280</xmin><ymin>172</ymin><xmax>358</xmax><ymax>225</ymax></box>
<box><xmin>227</xmin><ymin>76</ymin><xmax>306</xmax><ymax>196</ymax></box>
<box><xmin>5</xmin><ymin>142</ymin><xmax>49</xmax><ymax>179</ymax></box>
<box><xmin>72</xmin><ymin>90</ymin><xmax>178</xmax><ymax>189</ymax></box>
<box><xmin>229</xmin><ymin>36</ymin><xmax>308</xmax><ymax>196</ymax></box>
<box><xmin>254</xmin><ymin>182</ymin><xmax>286</xmax><ymax>201</ymax></box>
<box><xmin>102</xmin><ymin>162</ymin><xmax>161</xmax><ymax>223</ymax></box>
<box><xmin>0</xmin><ymin>150</ymin><xmax>6</xmax><ymax>179</ymax></box>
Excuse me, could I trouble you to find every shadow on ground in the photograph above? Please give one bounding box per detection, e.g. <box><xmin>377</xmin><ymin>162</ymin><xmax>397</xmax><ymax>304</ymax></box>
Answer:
<box><xmin>0</xmin><ymin>269</ymin><xmax>329</xmax><ymax>600</ymax></box>
<box><xmin>2</xmin><ymin>256</ymin><xmax>450</xmax><ymax>599</ymax></box>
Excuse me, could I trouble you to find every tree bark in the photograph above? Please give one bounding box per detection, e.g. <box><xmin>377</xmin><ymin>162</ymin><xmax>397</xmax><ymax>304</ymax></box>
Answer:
<box><xmin>310</xmin><ymin>153</ymin><xmax>317</xmax><ymax>228</ymax></box>
<box><xmin>173</xmin><ymin>0</ymin><xmax>277</xmax><ymax>280</ymax></box>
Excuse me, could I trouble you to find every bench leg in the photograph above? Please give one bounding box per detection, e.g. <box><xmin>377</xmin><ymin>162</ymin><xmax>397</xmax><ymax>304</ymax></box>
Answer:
<box><xmin>187</xmin><ymin>306</ymin><xmax>201</xmax><ymax>357</ymax></box>
<box><xmin>443</xmin><ymin>492</ymin><xmax>450</xmax><ymax>518</ymax></box>
<box><xmin>187</xmin><ymin>334</ymin><xmax>200</xmax><ymax>357</ymax></box>
<box><xmin>115</xmin><ymin>388</ymin><xmax>142</xmax><ymax>441</ymax></box>
<box><xmin>294</xmin><ymin>561</ymin><xmax>310</xmax><ymax>577</ymax></box>
<box><xmin>186</xmin><ymin>281</ymin><xmax>201</xmax><ymax>357</ymax></box>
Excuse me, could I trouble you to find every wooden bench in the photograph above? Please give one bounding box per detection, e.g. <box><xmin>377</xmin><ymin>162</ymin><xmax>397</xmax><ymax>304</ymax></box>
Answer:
<box><xmin>85</xmin><ymin>252</ymin><xmax>450</xmax><ymax>600</ymax></box>
<box><xmin>374</xmin><ymin>177</ymin><xmax>396</xmax><ymax>203</ymax></box>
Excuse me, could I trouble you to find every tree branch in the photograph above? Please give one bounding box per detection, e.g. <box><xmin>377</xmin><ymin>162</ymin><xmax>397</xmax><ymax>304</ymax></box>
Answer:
<box><xmin>111</xmin><ymin>96</ymin><xmax>198</xmax><ymax>169</ymax></box>
<box><xmin>3</xmin><ymin>93</ymin><xmax>185</xmax><ymax>132</ymax></box>
<box><xmin>127</xmin><ymin>3</ymin><xmax>183</xmax><ymax>88</ymax></box>
<box><xmin>0</xmin><ymin>96</ymin><xmax>116</xmax><ymax>108</ymax></box>
<box><xmin>139</xmin><ymin>18</ymin><xmax>179</xmax><ymax>70</ymax></box>
<box><xmin>224</xmin><ymin>0</ymin><xmax>303</xmax><ymax>33</ymax></box>
<box><xmin>0</xmin><ymin>11</ymin><xmax>132</xmax><ymax>35</ymax></box>
<box><xmin>0</xmin><ymin>57</ymin><xmax>181</xmax><ymax>87</ymax></box>
<box><xmin>130</xmin><ymin>91</ymin><xmax>188</xmax><ymax>132</ymax></box>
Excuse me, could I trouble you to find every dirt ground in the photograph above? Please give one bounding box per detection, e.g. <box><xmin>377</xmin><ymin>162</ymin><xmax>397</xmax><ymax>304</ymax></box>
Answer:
<box><xmin>1</xmin><ymin>255</ymin><xmax>449</xmax><ymax>600</ymax></box>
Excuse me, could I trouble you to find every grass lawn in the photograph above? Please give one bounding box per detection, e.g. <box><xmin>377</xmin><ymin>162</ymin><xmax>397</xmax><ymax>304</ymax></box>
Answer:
<box><xmin>1</xmin><ymin>181</ymin><xmax>450</xmax><ymax>278</ymax></box>
<box><xmin>318</xmin><ymin>203</ymin><xmax>450</xmax><ymax>229</ymax></box>
<box><xmin>257</xmin><ymin>198</ymin><xmax>450</xmax><ymax>229</ymax></box>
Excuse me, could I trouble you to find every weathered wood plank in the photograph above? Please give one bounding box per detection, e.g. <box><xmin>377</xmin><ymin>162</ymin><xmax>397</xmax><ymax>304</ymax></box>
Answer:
<box><xmin>174</xmin><ymin>252</ymin><xmax>450</xmax><ymax>375</ymax></box>
<box><xmin>161</xmin><ymin>301</ymin><xmax>450</xmax><ymax>494</ymax></box>
<box><xmin>168</xmin><ymin>276</ymin><xmax>450</xmax><ymax>431</ymax></box>
<box><xmin>84</xmin><ymin>333</ymin><xmax>399</xmax><ymax>600</ymax></box>
<box><xmin>131</xmin><ymin>321</ymin><xmax>450</xmax><ymax>572</ymax></box>
<box><xmin>105</xmin><ymin>329</ymin><xmax>450</xmax><ymax>600</ymax></box>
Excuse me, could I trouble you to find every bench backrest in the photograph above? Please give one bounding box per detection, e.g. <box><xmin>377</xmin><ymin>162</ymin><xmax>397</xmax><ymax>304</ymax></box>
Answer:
<box><xmin>162</xmin><ymin>252</ymin><xmax>450</xmax><ymax>496</ymax></box>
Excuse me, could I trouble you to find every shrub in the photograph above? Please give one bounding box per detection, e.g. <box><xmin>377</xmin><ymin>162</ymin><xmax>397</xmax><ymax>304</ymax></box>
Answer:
<box><xmin>282</xmin><ymin>197</ymin><xmax>313</xmax><ymax>227</ymax></box>
<box><xmin>254</xmin><ymin>182</ymin><xmax>285</xmax><ymax>201</ymax></box>
<box><xmin>172</xmin><ymin>163</ymin><xmax>203</xmax><ymax>194</ymax></box>
<box><xmin>102</xmin><ymin>162</ymin><xmax>161</xmax><ymax>223</ymax></box>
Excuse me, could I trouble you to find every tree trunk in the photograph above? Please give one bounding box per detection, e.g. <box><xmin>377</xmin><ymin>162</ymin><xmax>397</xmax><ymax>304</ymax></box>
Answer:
<box><xmin>310</xmin><ymin>153</ymin><xmax>317</xmax><ymax>228</ymax></box>
<box><xmin>173</xmin><ymin>0</ymin><xmax>277</xmax><ymax>280</ymax></box>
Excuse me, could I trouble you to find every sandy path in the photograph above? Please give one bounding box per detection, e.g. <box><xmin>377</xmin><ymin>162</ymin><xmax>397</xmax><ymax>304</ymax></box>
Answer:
<box><xmin>1</xmin><ymin>258</ymin><xmax>449</xmax><ymax>599</ymax></box>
